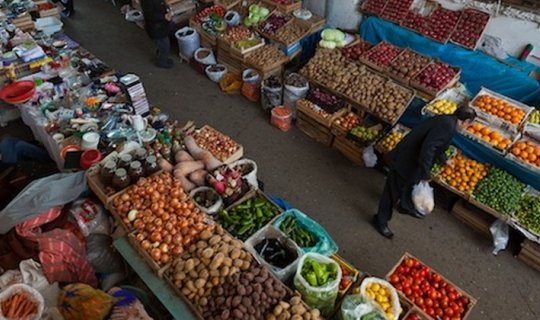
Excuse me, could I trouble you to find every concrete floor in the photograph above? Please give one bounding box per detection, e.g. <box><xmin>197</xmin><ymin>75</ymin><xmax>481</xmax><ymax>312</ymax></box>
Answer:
<box><xmin>4</xmin><ymin>0</ymin><xmax>539</xmax><ymax>318</ymax></box>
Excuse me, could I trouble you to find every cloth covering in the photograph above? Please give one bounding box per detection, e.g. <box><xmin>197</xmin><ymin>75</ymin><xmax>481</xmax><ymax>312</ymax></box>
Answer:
<box><xmin>360</xmin><ymin>16</ymin><xmax>540</xmax><ymax>106</ymax></box>
<box><xmin>15</xmin><ymin>207</ymin><xmax>97</xmax><ymax>287</ymax></box>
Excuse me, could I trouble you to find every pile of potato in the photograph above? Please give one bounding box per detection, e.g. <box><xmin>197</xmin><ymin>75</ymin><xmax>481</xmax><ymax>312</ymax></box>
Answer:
<box><xmin>266</xmin><ymin>296</ymin><xmax>322</xmax><ymax>320</ymax></box>
<box><xmin>246</xmin><ymin>45</ymin><xmax>287</xmax><ymax>69</ymax></box>
<box><xmin>202</xmin><ymin>264</ymin><xmax>288</xmax><ymax>319</ymax></box>
<box><xmin>274</xmin><ymin>23</ymin><xmax>308</xmax><ymax>45</ymax></box>
<box><xmin>301</xmin><ymin>49</ymin><xmax>413</xmax><ymax>123</ymax></box>
<box><xmin>168</xmin><ymin>226</ymin><xmax>252</xmax><ymax>307</ymax></box>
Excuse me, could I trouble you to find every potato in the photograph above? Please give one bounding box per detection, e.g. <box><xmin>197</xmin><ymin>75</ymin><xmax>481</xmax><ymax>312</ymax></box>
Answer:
<box><xmin>202</xmin><ymin>248</ymin><xmax>214</xmax><ymax>258</ymax></box>
<box><xmin>291</xmin><ymin>315</ymin><xmax>302</xmax><ymax>320</ymax></box>
<box><xmin>200</xmin><ymin>229</ymin><xmax>212</xmax><ymax>240</ymax></box>
<box><xmin>195</xmin><ymin>278</ymin><xmax>206</xmax><ymax>289</ymax></box>
<box><xmin>209</xmin><ymin>235</ymin><xmax>221</xmax><ymax>246</ymax></box>
<box><xmin>291</xmin><ymin>305</ymin><xmax>306</xmax><ymax>315</ymax></box>
<box><xmin>185</xmin><ymin>259</ymin><xmax>195</xmax><ymax>271</ymax></box>
<box><xmin>220</xmin><ymin>266</ymin><xmax>230</xmax><ymax>277</ymax></box>
<box><xmin>273</xmin><ymin>305</ymin><xmax>283</xmax><ymax>316</ymax></box>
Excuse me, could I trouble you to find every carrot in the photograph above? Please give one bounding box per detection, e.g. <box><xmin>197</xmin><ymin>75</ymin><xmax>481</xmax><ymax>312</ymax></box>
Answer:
<box><xmin>7</xmin><ymin>294</ymin><xmax>20</xmax><ymax>317</ymax></box>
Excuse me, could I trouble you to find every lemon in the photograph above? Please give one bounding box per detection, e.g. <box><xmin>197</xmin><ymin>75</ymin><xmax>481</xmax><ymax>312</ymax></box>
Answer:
<box><xmin>371</xmin><ymin>283</ymin><xmax>380</xmax><ymax>291</ymax></box>
<box><xmin>375</xmin><ymin>295</ymin><xmax>385</xmax><ymax>303</ymax></box>
<box><xmin>386</xmin><ymin>311</ymin><xmax>394</xmax><ymax>320</ymax></box>
<box><xmin>381</xmin><ymin>302</ymin><xmax>390</xmax><ymax>311</ymax></box>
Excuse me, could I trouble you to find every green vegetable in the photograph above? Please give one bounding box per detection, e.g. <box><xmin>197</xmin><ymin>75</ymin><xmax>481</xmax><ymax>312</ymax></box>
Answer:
<box><xmin>279</xmin><ymin>216</ymin><xmax>318</xmax><ymax>248</ymax></box>
<box><xmin>217</xmin><ymin>196</ymin><xmax>280</xmax><ymax>240</ymax></box>
<box><xmin>515</xmin><ymin>193</ymin><xmax>540</xmax><ymax>234</ymax></box>
<box><xmin>301</xmin><ymin>257</ymin><xmax>338</xmax><ymax>287</ymax></box>
<box><xmin>473</xmin><ymin>167</ymin><xmax>525</xmax><ymax>214</ymax></box>
<box><xmin>306</xmin><ymin>271</ymin><xmax>318</xmax><ymax>286</ymax></box>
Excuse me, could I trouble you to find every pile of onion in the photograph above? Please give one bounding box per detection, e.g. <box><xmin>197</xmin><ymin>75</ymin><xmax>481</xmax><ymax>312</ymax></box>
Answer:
<box><xmin>112</xmin><ymin>172</ymin><xmax>214</xmax><ymax>265</ymax></box>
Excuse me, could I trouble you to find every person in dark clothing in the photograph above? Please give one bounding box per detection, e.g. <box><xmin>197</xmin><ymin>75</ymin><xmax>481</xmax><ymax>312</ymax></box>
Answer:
<box><xmin>373</xmin><ymin>107</ymin><xmax>477</xmax><ymax>238</ymax></box>
<box><xmin>141</xmin><ymin>0</ymin><xmax>173</xmax><ymax>68</ymax></box>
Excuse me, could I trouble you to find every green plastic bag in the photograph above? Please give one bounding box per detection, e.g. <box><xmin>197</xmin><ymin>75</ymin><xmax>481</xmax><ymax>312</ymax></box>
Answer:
<box><xmin>272</xmin><ymin>209</ymin><xmax>338</xmax><ymax>256</ymax></box>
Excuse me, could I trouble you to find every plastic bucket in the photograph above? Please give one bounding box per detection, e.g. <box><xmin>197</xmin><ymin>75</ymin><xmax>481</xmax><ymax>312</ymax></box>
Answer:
<box><xmin>271</xmin><ymin>106</ymin><xmax>292</xmax><ymax>132</ymax></box>
<box><xmin>175</xmin><ymin>27</ymin><xmax>200</xmax><ymax>58</ymax></box>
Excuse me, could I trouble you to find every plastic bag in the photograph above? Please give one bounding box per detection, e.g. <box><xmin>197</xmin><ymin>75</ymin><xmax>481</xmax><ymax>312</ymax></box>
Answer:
<box><xmin>0</xmin><ymin>172</ymin><xmax>87</xmax><ymax>234</ymax></box>
<box><xmin>490</xmin><ymin>219</ymin><xmax>509</xmax><ymax>255</ymax></box>
<box><xmin>360</xmin><ymin>277</ymin><xmax>402</xmax><ymax>319</ymax></box>
<box><xmin>261</xmin><ymin>77</ymin><xmax>283</xmax><ymax>112</ymax></box>
<box><xmin>241</xmin><ymin>82</ymin><xmax>260</xmax><ymax>102</ymax></box>
<box><xmin>125</xmin><ymin>10</ymin><xmax>143</xmax><ymax>22</ymax></box>
<box><xmin>175</xmin><ymin>27</ymin><xmax>200</xmax><ymax>59</ymax></box>
<box><xmin>283</xmin><ymin>73</ymin><xmax>309</xmax><ymax>118</ymax></box>
<box><xmin>224</xmin><ymin>10</ymin><xmax>240</xmax><ymax>26</ymax></box>
<box><xmin>86</xmin><ymin>234</ymin><xmax>125</xmax><ymax>275</ymax></box>
<box><xmin>230</xmin><ymin>159</ymin><xmax>259</xmax><ymax>189</ymax></box>
<box><xmin>219</xmin><ymin>73</ymin><xmax>242</xmax><ymax>93</ymax></box>
<box><xmin>341</xmin><ymin>294</ymin><xmax>387</xmax><ymax>320</ymax></box>
<box><xmin>244</xmin><ymin>225</ymin><xmax>303</xmax><ymax>282</ymax></box>
<box><xmin>0</xmin><ymin>284</ymin><xmax>45</xmax><ymax>320</ymax></box>
<box><xmin>363</xmin><ymin>145</ymin><xmax>378</xmax><ymax>168</ymax></box>
<box><xmin>242</xmin><ymin>69</ymin><xmax>260</xmax><ymax>84</ymax></box>
<box><xmin>293</xmin><ymin>253</ymin><xmax>341</xmax><ymax>316</ymax></box>
<box><xmin>205</xmin><ymin>64</ymin><xmax>228</xmax><ymax>83</ymax></box>
<box><xmin>189</xmin><ymin>187</ymin><xmax>223</xmax><ymax>215</ymax></box>
<box><xmin>20</xmin><ymin>259</ymin><xmax>60</xmax><ymax>309</ymax></box>
<box><xmin>58</xmin><ymin>283</ymin><xmax>114</xmax><ymax>320</ymax></box>
<box><xmin>193</xmin><ymin>48</ymin><xmax>216</xmax><ymax>65</ymax></box>
<box><xmin>70</xmin><ymin>198</ymin><xmax>110</xmax><ymax>237</ymax></box>
<box><xmin>272</xmin><ymin>209</ymin><xmax>338</xmax><ymax>256</ymax></box>
<box><xmin>411</xmin><ymin>181</ymin><xmax>434</xmax><ymax>216</ymax></box>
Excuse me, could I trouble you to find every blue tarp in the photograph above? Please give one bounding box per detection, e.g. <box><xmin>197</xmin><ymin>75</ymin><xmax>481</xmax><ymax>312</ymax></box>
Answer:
<box><xmin>360</xmin><ymin>17</ymin><xmax>540</xmax><ymax>106</ymax></box>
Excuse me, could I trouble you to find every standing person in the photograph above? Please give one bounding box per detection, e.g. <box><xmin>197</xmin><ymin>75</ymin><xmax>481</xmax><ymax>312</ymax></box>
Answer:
<box><xmin>141</xmin><ymin>0</ymin><xmax>173</xmax><ymax>69</ymax></box>
<box><xmin>373</xmin><ymin>107</ymin><xmax>477</xmax><ymax>238</ymax></box>
<box><xmin>61</xmin><ymin>0</ymin><xmax>74</xmax><ymax>17</ymax></box>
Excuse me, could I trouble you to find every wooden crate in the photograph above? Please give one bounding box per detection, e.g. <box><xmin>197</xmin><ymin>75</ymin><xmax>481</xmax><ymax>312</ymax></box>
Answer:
<box><xmin>126</xmin><ymin>231</ymin><xmax>171</xmax><ymax>277</ymax></box>
<box><xmin>296</xmin><ymin>99</ymin><xmax>347</xmax><ymax>128</ymax></box>
<box><xmin>451</xmin><ymin>199</ymin><xmax>495</xmax><ymax>240</ymax></box>
<box><xmin>333</xmin><ymin>135</ymin><xmax>364</xmax><ymax>166</ymax></box>
<box><xmin>297</xmin><ymin>110</ymin><xmax>335</xmax><ymax>147</ymax></box>
<box><xmin>261</xmin><ymin>0</ymin><xmax>301</xmax><ymax>13</ymax></box>
<box><xmin>189</xmin><ymin>18</ymin><xmax>218</xmax><ymax>49</ymax></box>
<box><xmin>214</xmin><ymin>0</ymin><xmax>241</xmax><ymax>10</ymax></box>
<box><xmin>39</xmin><ymin>7</ymin><xmax>61</xmax><ymax>18</ymax></box>
<box><xmin>217</xmin><ymin>46</ymin><xmax>243</xmax><ymax>75</ymax></box>
<box><xmin>410</xmin><ymin>62</ymin><xmax>461</xmax><ymax>98</ymax></box>
<box><xmin>86</xmin><ymin>167</ymin><xmax>125</xmax><ymax>208</ymax></box>
<box><xmin>517</xmin><ymin>239</ymin><xmax>540</xmax><ymax>272</ymax></box>
<box><xmin>386</xmin><ymin>253</ymin><xmax>478</xmax><ymax>320</ymax></box>
<box><xmin>194</xmin><ymin>125</ymin><xmax>244</xmax><ymax>164</ymax></box>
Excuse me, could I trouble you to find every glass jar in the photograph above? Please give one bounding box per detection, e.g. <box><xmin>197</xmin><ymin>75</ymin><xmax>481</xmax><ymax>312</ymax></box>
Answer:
<box><xmin>134</xmin><ymin>148</ymin><xmax>147</xmax><ymax>162</ymax></box>
<box><xmin>112</xmin><ymin>168</ymin><xmax>131</xmax><ymax>190</ymax></box>
<box><xmin>118</xmin><ymin>153</ymin><xmax>132</xmax><ymax>168</ymax></box>
<box><xmin>144</xmin><ymin>155</ymin><xmax>159</xmax><ymax>175</ymax></box>
<box><xmin>161</xmin><ymin>146</ymin><xmax>171</xmax><ymax>161</ymax></box>
<box><xmin>128</xmin><ymin>161</ymin><xmax>144</xmax><ymax>182</ymax></box>
<box><xmin>100</xmin><ymin>160</ymin><xmax>117</xmax><ymax>185</ymax></box>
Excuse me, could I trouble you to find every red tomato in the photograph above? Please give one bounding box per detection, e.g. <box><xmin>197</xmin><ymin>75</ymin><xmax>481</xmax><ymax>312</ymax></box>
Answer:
<box><xmin>425</xmin><ymin>298</ymin><xmax>434</xmax><ymax>307</ymax></box>
<box><xmin>458</xmin><ymin>306</ymin><xmax>465</xmax><ymax>315</ymax></box>
<box><xmin>445</xmin><ymin>308</ymin><xmax>455</xmax><ymax>317</ymax></box>
<box><xmin>395</xmin><ymin>284</ymin><xmax>403</xmax><ymax>291</ymax></box>
<box><xmin>404</xmin><ymin>288</ymin><xmax>413</xmax><ymax>296</ymax></box>
<box><xmin>448</xmin><ymin>292</ymin><xmax>457</xmax><ymax>301</ymax></box>
<box><xmin>416</xmin><ymin>297</ymin><xmax>424</xmax><ymax>307</ymax></box>
<box><xmin>397</xmin><ymin>266</ymin><xmax>406</xmax><ymax>274</ymax></box>
<box><xmin>451</xmin><ymin>302</ymin><xmax>460</xmax><ymax>312</ymax></box>
<box><xmin>443</xmin><ymin>317</ymin><xmax>451</xmax><ymax>320</ymax></box>
<box><xmin>412</xmin><ymin>284</ymin><xmax>420</xmax><ymax>292</ymax></box>
<box><xmin>390</xmin><ymin>274</ymin><xmax>399</xmax><ymax>284</ymax></box>
<box><xmin>405</xmin><ymin>258</ymin><xmax>415</xmax><ymax>268</ymax></box>
<box><xmin>432</xmin><ymin>273</ymin><xmax>442</xmax><ymax>282</ymax></box>
<box><xmin>461</xmin><ymin>296</ymin><xmax>470</xmax><ymax>305</ymax></box>
<box><xmin>427</xmin><ymin>308</ymin><xmax>435</xmax><ymax>317</ymax></box>
<box><xmin>441</xmin><ymin>300</ymin><xmax>449</xmax><ymax>308</ymax></box>
<box><xmin>436</xmin><ymin>308</ymin><xmax>444</xmax><ymax>317</ymax></box>
<box><xmin>429</xmin><ymin>289</ymin><xmax>438</xmax><ymax>300</ymax></box>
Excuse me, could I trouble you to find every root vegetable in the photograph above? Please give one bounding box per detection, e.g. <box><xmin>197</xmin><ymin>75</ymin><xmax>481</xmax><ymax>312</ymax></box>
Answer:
<box><xmin>189</xmin><ymin>170</ymin><xmax>207</xmax><ymax>186</ymax></box>
<box><xmin>175</xmin><ymin>150</ymin><xmax>194</xmax><ymax>163</ymax></box>
<box><xmin>158</xmin><ymin>158</ymin><xmax>174</xmax><ymax>173</ymax></box>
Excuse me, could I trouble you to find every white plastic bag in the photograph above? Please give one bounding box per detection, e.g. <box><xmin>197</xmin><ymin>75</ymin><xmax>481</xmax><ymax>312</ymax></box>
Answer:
<box><xmin>189</xmin><ymin>187</ymin><xmax>223</xmax><ymax>215</ymax></box>
<box><xmin>175</xmin><ymin>27</ymin><xmax>200</xmax><ymax>59</ymax></box>
<box><xmin>0</xmin><ymin>284</ymin><xmax>45</xmax><ymax>320</ymax></box>
<box><xmin>412</xmin><ymin>181</ymin><xmax>434</xmax><ymax>215</ymax></box>
<box><xmin>341</xmin><ymin>294</ymin><xmax>387</xmax><ymax>320</ymax></box>
<box><xmin>194</xmin><ymin>48</ymin><xmax>216</xmax><ymax>65</ymax></box>
<box><xmin>231</xmin><ymin>158</ymin><xmax>258</xmax><ymax>189</ymax></box>
<box><xmin>19</xmin><ymin>259</ymin><xmax>60</xmax><ymax>309</ymax></box>
<box><xmin>360</xmin><ymin>277</ymin><xmax>402</xmax><ymax>319</ymax></box>
<box><xmin>363</xmin><ymin>145</ymin><xmax>378</xmax><ymax>168</ymax></box>
<box><xmin>490</xmin><ymin>219</ymin><xmax>509</xmax><ymax>255</ymax></box>
<box><xmin>244</xmin><ymin>225</ymin><xmax>302</xmax><ymax>282</ymax></box>
<box><xmin>293</xmin><ymin>253</ymin><xmax>341</xmax><ymax>316</ymax></box>
<box><xmin>70</xmin><ymin>198</ymin><xmax>110</xmax><ymax>236</ymax></box>
<box><xmin>205</xmin><ymin>64</ymin><xmax>228</xmax><ymax>83</ymax></box>
<box><xmin>283</xmin><ymin>73</ymin><xmax>309</xmax><ymax>118</ymax></box>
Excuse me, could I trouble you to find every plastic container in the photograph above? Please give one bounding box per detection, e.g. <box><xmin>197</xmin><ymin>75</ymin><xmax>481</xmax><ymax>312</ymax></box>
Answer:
<box><xmin>231</xmin><ymin>158</ymin><xmax>258</xmax><ymax>189</ymax></box>
<box><xmin>0</xmin><ymin>284</ymin><xmax>44</xmax><ymax>320</ymax></box>
<box><xmin>271</xmin><ymin>106</ymin><xmax>292</xmax><ymax>132</ymax></box>
<box><xmin>35</xmin><ymin>17</ymin><xmax>63</xmax><ymax>35</ymax></box>
<box><xmin>205</xmin><ymin>64</ymin><xmax>228</xmax><ymax>82</ymax></box>
<box><xmin>194</xmin><ymin>48</ymin><xmax>217</xmax><ymax>65</ymax></box>
<box><xmin>189</xmin><ymin>187</ymin><xmax>223</xmax><ymax>215</ymax></box>
<box><xmin>175</xmin><ymin>27</ymin><xmax>200</xmax><ymax>58</ymax></box>
<box><xmin>80</xmin><ymin>149</ymin><xmax>103</xmax><ymax>170</ymax></box>
<box><xmin>0</xmin><ymin>80</ymin><xmax>36</xmax><ymax>105</ymax></box>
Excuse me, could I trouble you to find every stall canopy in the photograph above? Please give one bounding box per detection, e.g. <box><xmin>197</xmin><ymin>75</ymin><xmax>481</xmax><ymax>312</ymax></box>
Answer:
<box><xmin>360</xmin><ymin>16</ymin><xmax>540</xmax><ymax>106</ymax></box>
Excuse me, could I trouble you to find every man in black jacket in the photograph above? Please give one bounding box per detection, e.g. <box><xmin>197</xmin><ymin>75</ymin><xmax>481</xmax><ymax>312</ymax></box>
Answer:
<box><xmin>142</xmin><ymin>0</ymin><xmax>173</xmax><ymax>68</ymax></box>
<box><xmin>373</xmin><ymin>107</ymin><xmax>477</xmax><ymax>238</ymax></box>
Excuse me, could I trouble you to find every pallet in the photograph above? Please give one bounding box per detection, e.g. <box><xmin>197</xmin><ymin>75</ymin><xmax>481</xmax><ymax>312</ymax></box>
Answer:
<box><xmin>297</xmin><ymin>110</ymin><xmax>335</xmax><ymax>147</ymax></box>
<box><xmin>333</xmin><ymin>135</ymin><xmax>364</xmax><ymax>166</ymax></box>
<box><xmin>451</xmin><ymin>199</ymin><xmax>495</xmax><ymax>240</ymax></box>
<box><xmin>517</xmin><ymin>239</ymin><xmax>540</xmax><ymax>272</ymax></box>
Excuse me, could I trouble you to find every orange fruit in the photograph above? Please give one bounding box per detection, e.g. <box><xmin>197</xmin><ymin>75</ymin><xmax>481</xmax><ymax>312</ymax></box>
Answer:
<box><xmin>520</xmin><ymin>151</ymin><xmax>529</xmax><ymax>160</ymax></box>
<box><xmin>480</xmin><ymin>127</ymin><xmax>491</xmax><ymax>135</ymax></box>
<box><xmin>526</xmin><ymin>146</ymin><xmax>535</xmax><ymax>154</ymax></box>
<box><xmin>535</xmin><ymin>148</ymin><xmax>540</xmax><ymax>156</ymax></box>
<box><xmin>528</xmin><ymin>154</ymin><xmax>537</xmax><ymax>162</ymax></box>
<box><xmin>516</xmin><ymin>142</ymin><xmax>527</xmax><ymax>150</ymax></box>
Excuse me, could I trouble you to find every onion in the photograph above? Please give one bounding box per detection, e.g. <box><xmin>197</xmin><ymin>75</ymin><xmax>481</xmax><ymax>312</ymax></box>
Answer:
<box><xmin>141</xmin><ymin>240</ymin><xmax>151</xmax><ymax>250</ymax></box>
<box><xmin>163</xmin><ymin>234</ymin><xmax>172</xmax><ymax>244</ymax></box>
<box><xmin>135</xmin><ymin>233</ymin><xmax>145</xmax><ymax>242</ymax></box>
<box><xmin>161</xmin><ymin>253</ymin><xmax>171</xmax><ymax>264</ymax></box>
<box><xmin>159</xmin><ymin>243</ymin><xmax>169</xmax><ymax>253</ymax></box>
<box><xmin>172</xmin><ymin>246</ymin><xmax>183</xmax><ymax>256</ymax></box>
<box><xmin>150</xmin><ymin>248</ymin><xmax>162</xmax><ymax>261</ymax></box>
<box><xmin>150</xmin><ymin>231</ymin><xmax>162</xmax><ymax>243</ymax></box>
<box><xmin>172</xmin><ymin>234</ymin><xmax>183</xmax><ymax>245</ymax></box>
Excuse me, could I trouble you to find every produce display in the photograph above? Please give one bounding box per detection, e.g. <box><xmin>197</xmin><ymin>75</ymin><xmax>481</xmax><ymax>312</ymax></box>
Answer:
<box><xmin>319</xmin><ymin>28</ymin><xmax>347</xmax><ymax>49</ymax></box>
<box><xmin>376</xmin><ymin>128</ymin><xmax>406</xmax><ymax>153</ymax></box>
<box><xmin>361</xmin><ymin>0</ymin><xmax>388</xmax><ymax>16</ymax></box>
<box><xmin>193</xmin><ymin>126</ymin><xmax>241</xmax><ymax>162</ymax></box>
<box><xmin>473</xmin><ymin>167</ymin><xmax>525</xmax><ymax>215</ymax></box>
<box><xmin>424</xmin><ymin>7</ymin><xmax>462</xmax><ymax>42</ymax></box>
<box><xmin>245</xmin><ymin>45</ymin><xmax>287</xmax><ymax>69</ymax></box>
<box><xmin>386</xmin><ymin>49</ymin><xmax>431</xmax><ymax>82</ymax></box>
<box><xmin>194</xmin><ymin>5</ymin><xmax>226</xmax><ymax>23</ymax></box>
<box><xmin>300</xmin><ymin>257</ymin><xmax>338</xmax><ymax>288</ymax></box>
<box><xmin>254</xmin><ymin>238</ymin><xmax>298</xmax><ymax>269</ymax></box>
<box><xmin>341</xmin><ymin>40</ymin><xmax>373</xmax><ymax>61</ymax></box>
<box><xmin>217</xmin><ymin>195</ymin><xmax>281</xmax><ymax>240</ymax></box>
<box><xmin>0</xmin><ymin>291</ymin><xmax>39</xmax><ymax>319</ymax></box>
<box><xmin>450</xmin><ymin>8</ymin><xmax>490</xmax><ymax>49</ymax></box>
<box><xmin>259</xmin><ymin>11</ymin><xmax>291</xmax><ymax>36</ymax></box>
<box><xmin>515</xmin><ymin>193</ymin><xmax>540</xmax><ymax>235</ymax></box>
<box><xmin>267</xmin><ymin>296</ymin><xmax>322</xmax><ymax>320</ymax></box>
<box><xmin>362</xmin><ymin>42</ymin><xmax>403</xmax><ymax>69</ymax></box>
<box><xmin>222</xmin><ymin>26</ymin><xmax>254</xmax><ymax>43</ymax></box>
<box><xmin>463</xmin><ymin>122</ymin><xmax>513</xmax><ymax>151</ymax></box>
<box><xmin>472</xmin><ymin>94</ymin><xmax>527</xmax><ymax>126</ymax></box>
<box><xmin>363</xmin><ymin>281</ymin><xmax>398</xmax><ymax>320</ymax></box>
<box><xmin>192</xmin><ymin>188</ymin><xmax>221</xmax><ymax>210</ymax></box>
<box><xmin>203</xmin><ymin>264</ymin><xmax>289</xmax><ymax>319</ymax></box>
<box><xmin>413</xmin><ymin>62</ymin><xmax>458</xmax><ymax>94</ymax></box>
<box><xmin>389</xmin><ymin>256</ymin><xmax>473</xmax><ymax>319</ymax></box>
<box><xmin>202</xmin><ymin>14</ymin><xmax>228</xmax><ymax>36</ymax></box>
<box><xmin>207</xmin><ymin>165</ymin><xmax>249</xmax><ymax>205</ymax></box>
<box><xmin>297</xmin><ymin>99</ymin><xmax>332</xmax><ymax>120</ymax></box>
<box><xmin>510</xmin><ymin>140</ymin><xmax>540</xmax><ymax>168</ymax></box>
<box><xmin>244</xmin><ymin>4</ymin><xmax>271</xmax><ymax>27</ymax></box>
<box><xmin>334</xmin><ymin>112</ymin><xmax>362</xmax><ymax>132</ymax></box>
<box><xmin>168</xmin><ymin>226</ymin><xmax>252</xmax><ymax>307</ymax></box>
<box><xmin>380</xmin><ymin>0</ymin><xmax>414</xmax><ymax>23</ymax></box>
<box><xmin>404</xmin><ymin>312</ymin><xmax>423</xmax><ymax>320</ymax></box>
<box><xmin>307</xmin><ymin>88</ymin><xmax>346</xmax><ymax>114</ymax></box>
<box><xmin>401</xmin><ymin>12</ymin><xmax>427</xmax><ymax>34</ymax></box>
<box><xmin>349</xmin><ymin>125</ymin><xmax>380</xmax><ymax>144</ymax></box>
<box><xmin>112</xmin><ymin>173</ymin><xmax>213</xmax><ymax>265</ymax></box>
<box><xmin>425</xmin><ymin>99</ymin><xmax>458</xmax><ymax>115</ymax></box>
<box><xmin>301</xmin><ymin>49</ymin><xmax>413</xmax><ymax>124</ymax></box>
<box><xmin>529</xmin><ymin>110</ymin><xmax>540</xmax><ymax>124</ymax></box>
<box><xmin>274</xmin><ymin>21</ymin><xmax>307</xmax><ymax>45</ymax></box>
<box><xmin>431</xmin><ymin>145</ymin><xmax>457</xmax><ymax>174</ymax></box>
<box><xmin>437</xmin><ymin>153</ymin><xmax>487</xmax><ymax>193</ymax></box>
<box><xmin>278</xmin><ymin>215</ymin><xmax>318</xmax><ymax>248</ymax></box>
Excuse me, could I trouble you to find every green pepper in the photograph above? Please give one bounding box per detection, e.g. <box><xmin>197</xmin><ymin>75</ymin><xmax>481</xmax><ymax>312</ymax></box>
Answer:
<box><xmin>305</xmin><ymin>271</ymin><xmax>318</xmax><ymax>286</ymax></box>
<box><xmin>237</xmin><ymin>223</ymin><xmax>253</xmax><ymax>236</ymax></box>
<box><xmin>256</xmin><ymin>208</ymin><xmax>264</xmax><ymax>218</ymax></box>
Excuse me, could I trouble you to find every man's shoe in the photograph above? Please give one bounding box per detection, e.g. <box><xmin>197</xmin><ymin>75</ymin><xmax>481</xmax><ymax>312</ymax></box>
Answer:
<box><xmin>157</xmin><ymin>61</ymin><xmax>173</xmax><ymax>69</ymax></box>
<box><xmin>398</xmin><ymin>206</ymin><xmax>426</xmax><ymax>219</ymax></box>
<box><xmin>372</xmin><ymin>216</ymin><xmax>394</xmax><ymax>239</ymax></box>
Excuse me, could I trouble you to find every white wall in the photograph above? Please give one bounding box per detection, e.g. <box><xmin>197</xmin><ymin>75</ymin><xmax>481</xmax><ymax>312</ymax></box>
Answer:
<box><xmin>303</xmin><ymin>0</ymin><xmax>540</xmax><ymax>57</ymax></box>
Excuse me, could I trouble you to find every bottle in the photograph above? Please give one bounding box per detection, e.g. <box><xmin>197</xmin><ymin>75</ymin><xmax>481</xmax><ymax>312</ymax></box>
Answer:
<box><xmin>112</xmin><ymin>168</ymin><xmax>131</xmax><ymax>190</ymax></box>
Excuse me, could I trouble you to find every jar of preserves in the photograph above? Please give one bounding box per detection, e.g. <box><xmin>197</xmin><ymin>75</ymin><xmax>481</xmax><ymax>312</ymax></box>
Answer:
<box><xmin>118</xmin><ymin>153</ymin><xmax>132</xmax><ymax>168</ymax></box>
<box><xmin>134</xmin><ymin>148</ymin><xmax>147</xmax><ymax>162</ymax></box>
<box><xmin>100</xmin><ymin>160</ymin><xmax>117</xmax><ymax>185</ymax></box>
<box><xmin>144</xmin><ymin>155</ymin><xmax>159</xmax><ymax>175</ymax></box>
<box><xmin>128</xmin><ymin>161</ymin><xmax>144</xmax><ymax>182</ymax></box>
<box><xmin>112</xmin><ymin>168</ymin><xmax>131</xmax><ymax>190</ymax></box>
